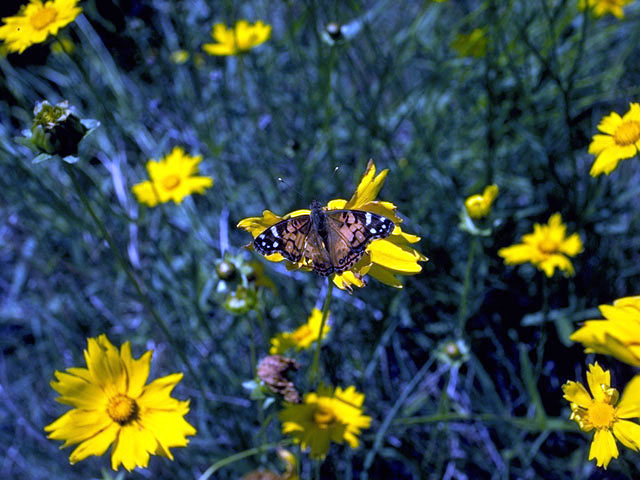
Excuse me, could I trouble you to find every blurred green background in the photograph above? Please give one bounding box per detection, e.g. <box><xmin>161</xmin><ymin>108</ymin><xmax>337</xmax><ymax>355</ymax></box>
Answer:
<box><xmin>2</xmin><ymin>0</ymin><xmax>640</xmax><ymax>478</ymax></box>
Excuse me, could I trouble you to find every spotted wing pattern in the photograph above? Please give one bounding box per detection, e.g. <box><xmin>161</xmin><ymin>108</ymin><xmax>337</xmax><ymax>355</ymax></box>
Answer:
<box><xmin>253</xmin><ymin>215</ymin><xmax>311</xmax><ymax>263</ymax></box>
<box><xmin>324</xmin><ymin>210</ymin><xmax>395</xmax><ymax>274</ymax></box>
<box><xmin>252</xmin><ymin>207</ymin><xmax>394</xmax><ymax>277</ymax></box>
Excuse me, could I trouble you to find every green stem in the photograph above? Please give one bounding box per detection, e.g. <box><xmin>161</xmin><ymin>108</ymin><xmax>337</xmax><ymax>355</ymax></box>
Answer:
<box><xmin>391</xmin><ymin>413</ymin><xmax>573</xmax><ymax>432</ymax></box>
<box><xmin>309</xmin><ymin>280</ymin><xmax>334</xmax><ymax>387</ymax></box>
<box><xmin>458</xmin><ymin>236</ymin><xmax>479</xmax><ymax>333</ymax></box>
<box><xmin>63</xmin><ymin>163</ymin><xmax>204</xmax><ymax>390</ymax></box>
<box><xmin>362</xmin><ymin>356</ymin><xmax>435</xmax><ymax>478</ymax></box>
<box><xmin>197</xmin><ymin>441</ymin><xmax>291</xmax><ymax>480</ymax></box>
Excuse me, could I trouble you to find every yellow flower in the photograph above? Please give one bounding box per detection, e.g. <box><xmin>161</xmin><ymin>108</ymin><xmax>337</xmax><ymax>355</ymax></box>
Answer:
<box><xmin>589</xmin><ymin>103</ymin><xmax>640</xmax><ymax>176</ymax></box>
<box><xmin>464</xmin><ymin>184</ymin><xmax>498</xmax><ymax>219</ymax></box>
<box><xmin>578</xmin><ymin>0</ymin><xmax>632</xmax><ymax>18</ymax></box>
<box><xmin>44</xmin><ymin>334</ymin><xmax>196</xmax><ymax>471</ymax></box>
<box><xmin>498</xmin><ymin>213</ymin><xmax>583</xmax><ymax>277</ymax></box>
<box><xmin>203</xmin><ymin>20</ymin><xmax>271</xmax><ymax>56</ymax></box>
<box><xmin>237</xmin><ymin>160</ymin><xmax>428</xmax><ymax>291</ymax></box>
<box><xmin>132</xmin><ymin>146</ymin><xmax>213</xmax><ymax>207</ymax></box>
<box><xmin>570</xmin><ymin>296</ymin><xmax>640</xmax><ymax>366</ymax></box>
<box><xmin>279</xmin><ymin>385</ymin><xmax>371</xmax><ymax>459</ymax></box>
<box><xmin>0</xmin><ymin>0</ymin><xmax>81</xmax><ymax>54</ymax></box>
<box><xmin>270</xmin><ymin>308</ymin><xmax>330</xmax><ymax>355</ymax></box>
<box><xmin>563</xmin><ymin>363</ymin><xmax>640</xmax><ymax>469</ymax></box>
<box><xmin>451</xmin><ymin>28</ymin><xmax>487</xmax><ymax>58</ymax></box>
<box><xmin>170</xmin><ymin>49</ymin><xmax>189</xmax><ymax>64</ymax></box>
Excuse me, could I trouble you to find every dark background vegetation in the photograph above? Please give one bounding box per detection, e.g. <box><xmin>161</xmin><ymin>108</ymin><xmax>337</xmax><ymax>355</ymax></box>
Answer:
<box><xmin>1</xmin><ymin>0</ymin><xmax>640</xmax><ymax>478</ymax></box>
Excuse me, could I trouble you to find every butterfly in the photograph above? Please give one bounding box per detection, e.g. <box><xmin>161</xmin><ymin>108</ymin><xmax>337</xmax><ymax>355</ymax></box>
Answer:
<box><xmin>252</xmin><ymin>200</ymin><xmax>395</xmax><ymax>276</ymax></box>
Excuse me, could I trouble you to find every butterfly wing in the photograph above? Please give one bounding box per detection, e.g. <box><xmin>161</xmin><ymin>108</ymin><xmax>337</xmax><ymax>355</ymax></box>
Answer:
<box><xmin>324</xmin><ymin>210</ymin><xmax>395</xmax><ymax>274</ymax></box>
<box><xmin>253</xmin><ymin>215</ymin><xmax>311</xmax><ymax>264</ymax></box>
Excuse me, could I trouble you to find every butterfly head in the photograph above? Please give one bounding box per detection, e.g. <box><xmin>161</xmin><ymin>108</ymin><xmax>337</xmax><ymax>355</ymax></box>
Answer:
<box><xmin>310</xmin><ymin>200</ymin><xmax>324</xmax><ymax>212</ymax></box>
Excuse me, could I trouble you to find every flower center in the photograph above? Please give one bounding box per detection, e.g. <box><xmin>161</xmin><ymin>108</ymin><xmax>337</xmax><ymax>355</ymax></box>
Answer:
<box><xmin>538</xmin><ymin>237</ymin><xmax>559</xmax><ymax>254</ymax></box>
<box><xmin>107</xmin><ymin>394</ymin><xmax>139</xmax><ymax>425</ymax></box>
<box><xmin>30</xmin><ymin>6</ymin><xmax>58</xmax><ymax>30</ymax></box>
<box><xmin>588</xmin><ymin>401</ymin><xmax>616</xmax><ymax>429</ymax></box>
<box><xmin>162</xmin><ymin>174</ymin><xmax>181</xmax><ymax>191</ymax></box>
<box><xmin>313</xmin><ymin>402</ymin><xmax>336</xmax><ymax>428</ymax></box>
<box><xmin>614</xmin><ymin>121</ymin><xmax>640</xmax><ymax>146</ymax></box>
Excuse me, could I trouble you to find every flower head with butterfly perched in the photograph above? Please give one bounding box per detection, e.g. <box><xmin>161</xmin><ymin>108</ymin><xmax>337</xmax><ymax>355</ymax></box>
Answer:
<box><xmin>237</xmin><ymin>160</ymin><xmax>428</xmax><ymax>291</ymax></box>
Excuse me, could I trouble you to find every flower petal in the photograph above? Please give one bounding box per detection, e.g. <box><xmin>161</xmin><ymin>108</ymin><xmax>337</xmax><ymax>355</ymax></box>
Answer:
<box><xmin>613</xmin><ymin>419</ymin><xmax>640</xmax><ymax>451</ymax></box>
<box><xmin>562</xmin><ymin>381</ymin><xmax>592</xmax><ymax>408</ymax></box>
<box><xmin>617</xmin><ymin>375</ymin><xmax>640</xmax><ymax>418</ymax></box>
<box><xmin>587</xmin><ymin>362</ymin><xmax>610</xmax><ymax>402</ymax></box>
<box><xmin>345</xmin><ymin>160</ymin><xmax>388</xmax><ymax>209</ymax></box>
<box><xmin>68</xmin><ymin>422</ymin><xmax>119</xmax><ymax>465</ymax></box>
<box><xmin>589</xmin><ymin>429</ymin><xmax>618</xmax><ymax>469</ymax></box>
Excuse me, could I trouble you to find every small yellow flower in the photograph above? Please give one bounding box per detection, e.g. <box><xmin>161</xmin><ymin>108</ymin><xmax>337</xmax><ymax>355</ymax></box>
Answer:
<box><xmin>279</xmin><ymin>385</ymin><xmax>371</xmax><ymax>459</ymax></box>
<box><xmin>498</xmin><ymin>213</ymin><xmax>583</xmax><ymax>277</ymax></box>
<box><xmin>132</xmin><ymin>146</ymin><xmax>213</xmax><ymax>207</ymax></box>
<box><xmin>578</xmin><ymin>0</ymin><xmax>632</xmax><ymax>18</ymax></box>
<box><xmin>464</xmin><ymin>184</ymin><xmax>498</xmax><ymax>219</ymax></box>
<box><xmin>571</xmin><ymin>296</ymin><xmax>640</xmax><ymax>366</ymax></box>
<box><xmin>589</xmin><ymin>103</ymin><xmax>640</xmax><ymax>176</ymax></box>
<box><xmin>237</xmin><ymin>160</ymin><xmax>428</xmax><ymax>291</ymax></box>
<box><xmin>44</xmin><ymin>334</ymin><xmax>196</xmax><ymax>471</ymax></box>
<box><xmin>451</xmin><ymin>28</ymin><xmax>487</xmax><ymax>58</ymax></box>
<box><xmin>270</xmin><ymin>308</ymin><xmax>330</xmax><ymax>355</ymax></box>
<box><xmin>563</xmin><ymin>363</ymin><xmax>640</xmax><ymax>469</ymax></box>
<box><xmin>0</xmin><ymin>0</ymin><xmax>82</xmax><ymax>54</ymax></box>
<box><xmin>170</xmin><ymin>49</ymin><xmax>189</xmax><ymax>64</ymax></box>
<box><xmin>203</xmin><ymin>20</ymin><xmax>271</xmax><ymax>56</ymax></box>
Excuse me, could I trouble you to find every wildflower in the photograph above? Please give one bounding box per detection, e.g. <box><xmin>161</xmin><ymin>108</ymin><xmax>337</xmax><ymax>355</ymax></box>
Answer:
<box><xmin>588</xmin><ymin>103</ymin><xmax>640</xmax><ymax>176</ymax></box>
<box><xmin>132</xmin><ymin>146</ymin><xmax>213</xmax><ymax>207</ymax></box>
<box><xmin>270</xmin><ymin>308</ymin><xmax>330</xmax><ymax>355</ymax></box>
<box><xmin>17</xmin><ymin>100</ymin><xmax>99</xmax><ymax>163</ymax></box>
<box><xmin>464</xmin><ymin>184</ymin><xmax>498</xmax><ymax>220</ymax></box>
<box><xmin>44</xmin><ymin>334</ymin><xmax>196</xmax><ymax>471</ymax></box>
<box><xmin>237</xmin><ymin>160</ymin><xmax>428</xmax><ymax>291</ymax></box>
<box><xmin>451</xmin><ymin>28</ymin><xmax>487</xmax><ymax>58</ymax></box>
<box><xmin>0</xmin><ymin>0</ymin><xmax>81</xmax><ymax>54</ymax></box>
<box><xmin>498</xmin><ymin>213</ymin><xmax>583</xmax><ymax>277</ymax></box>
<box><xmin>563</xmin><ymin>363</ymin><xmax>640</xmax><ymax>469</ymax></box>
<box><xmin>571</xmin><ymin>296</ymin><xmax>640</xmax><ymax>367</ymax></box>
<box><xmin>170</xmin><ymin>49</ymin><xmax>189</xmax><ymax>64</ymax></box>
<box><xmin>435</xmin><ymin>338</ymin><xmax>470</xmax><ymax>367</ymax></box>
<box><xmin>203</xmin><ymin>20</ymin><xmax>271</xmax><ymax>56</ymax></box>
<box><xmin>578</xmin><ymin>0</ymin><xmax>632</xmax><ymax>18</ymax></box>
<box><xmin>279</xmin><ymin>385</ymin><xmax>371</xmax><ymax>459</ymax></box>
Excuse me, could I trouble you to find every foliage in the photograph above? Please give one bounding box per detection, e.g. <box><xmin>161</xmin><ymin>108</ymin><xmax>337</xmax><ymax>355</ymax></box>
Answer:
<box><xmin>2</xmin><ymin>0</ymin><xmax>640</xmax><ymax>478</ymax></box>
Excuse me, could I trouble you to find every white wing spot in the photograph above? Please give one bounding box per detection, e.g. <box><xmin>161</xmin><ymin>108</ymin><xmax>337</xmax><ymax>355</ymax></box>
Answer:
<box><xmin>261</xmin><ymin>241</ymin><xmax>267</xmax><ymax>246</ymax></box>
<box><xmin>270</xmin><ymin>226</ymin><xmax>279</xmax><ymax>237</ymax></box>
<box><xmin>273</xmin><ymin>241</ymin><xmax>279</xmax><ymax>247</ymax></box>
<box><xmin>370</xmin><ymin>228</ymin><xmax>377</xmax><ymax>233</ymax></box>
<box><xmin>365</xmin><ymin>212</ymin><xmax>372</xmax><ymax>225</ymax></box>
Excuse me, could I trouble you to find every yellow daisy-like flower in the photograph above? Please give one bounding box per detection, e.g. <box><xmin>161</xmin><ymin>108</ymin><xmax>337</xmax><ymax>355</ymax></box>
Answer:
<box><xmin>132</xmin><ymin>146</ymin><xmax>213</xmax><ymax>207</ymax></box>
<box><xmin>203</xmin><ymin>20</ymin><xmax>271</xmax><ymax>56</ymax></box>
<box><xmin>464</xmin><ymin>184</ymin><xmax>498</xmax><ymax>219</ymax></box>
<box><xmin>563</xmin><ymin>363</ymin><xmax>640</xmax><ymax>469</ymax></box>
<box><xmin>0</xmin><ymin>0</ymin><xmax>81</xmax><ymax>54</ymax></box>
<box><xmin>498</xmin><ymin>213</ymin><xmax>583</xmax><ymax>277</ymax></box>
<box><xmin>237</xmin><ymin>160</ymin><xmax>428</xmax><ymax>291</ymax></box>
<box><xmin>270</xmin><ymin>308</ymin><xmax>331</xmax><ymax>355</ymax></box>
<box><xmin>451</xmin><ymin>28</ymin><xmax>487</xmax><ymax>58</ymax></box>
<box><xmin>279</xmin><ymin>385</ymin><xmax>371</xmax><ymax>459</ymax></box>
<box><xmin>589</xmin><ymin>103</ymin><xmax>640</xmax><ymax>176</ymax></box>
<box><xmin>571</xmin><ymin>296</ymin><xmax>640</xmax><ymax>367</ymax></box>
<box><xmin>578</xmin><ymin>0</ymin><xmax>632</xmax><ymax>18</ymax></box>
<box><xmin>44</xmin><ymin>334</ymin><xmax>196</xmax><ymax>471</ymax></box>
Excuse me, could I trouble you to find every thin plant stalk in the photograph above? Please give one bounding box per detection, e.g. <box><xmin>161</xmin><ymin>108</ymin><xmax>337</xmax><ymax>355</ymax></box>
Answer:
<box><xmin>458</xmin><ymin>236</ymin><xmax>479</xmax><ymax>333</ymax></box>
<box><xmin>63</xmin><ymin>163</ymin><xmax>205</xmax><ymax>391</ymax></box>
<box><xmin>309</xmin><ymin>280</ymin><xmax>334</xmax><ymax>386</ymax></box>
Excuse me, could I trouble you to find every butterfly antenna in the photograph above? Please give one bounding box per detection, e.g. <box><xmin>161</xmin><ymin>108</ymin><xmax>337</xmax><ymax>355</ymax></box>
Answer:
<box><xmin>277</xmin><ymin>177</ymin><xmax>305</xmax><ymax>201</ymax></box>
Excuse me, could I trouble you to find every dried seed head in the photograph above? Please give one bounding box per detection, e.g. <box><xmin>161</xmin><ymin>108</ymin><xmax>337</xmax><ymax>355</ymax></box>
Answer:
<box><xmin>257</xmin><ymin>355</ymin><xmax>301</xmax><ymax>403</ymax></box>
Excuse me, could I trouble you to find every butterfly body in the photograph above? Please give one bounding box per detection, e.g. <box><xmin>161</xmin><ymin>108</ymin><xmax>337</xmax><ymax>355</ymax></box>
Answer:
<box><xmin>253</xmin><ymin>201</ymin><xmax>394</xmax><ymax>276</ymax></box>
